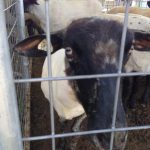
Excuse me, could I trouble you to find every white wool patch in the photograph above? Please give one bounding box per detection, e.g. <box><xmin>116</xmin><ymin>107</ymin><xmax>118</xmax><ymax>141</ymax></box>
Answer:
<box><xmin>125</xmin><ymin>50</ymin><xmax>150</xmax><ymax>72</ymax></box>
<box><xmin>29</xmin><ymin>0</ymin><xmax>102</xmax><ymax>32</ymax></box>
<box><xmin>116</xmin><ymin>13</ymin><xmax>150</xmax><ymax>33</ymax></box>
<box><xmin>100</xmin><ymin>13</ymin><xmax>150</xmax><ymax>33</ymax></box>
<box><xmin>41</xmin><ymin>49</ymin><xmax>85</xmax><ymax>120</ymax></box>
<box><xmin>28</xmin><ymin>1</ymin><xmax>150</xmax><ymax>34</ymax></box>
<box><xmin>95</xmin><ymin>39</ymin><xmax>117</xmax><ymax>65</ymax></box>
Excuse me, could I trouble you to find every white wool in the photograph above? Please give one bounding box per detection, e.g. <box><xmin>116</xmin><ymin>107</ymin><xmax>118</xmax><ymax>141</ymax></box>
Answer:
<box><xmin>99</xmin><ymin>13</ymin><xmax>150</xmax><ymax>33</ymax></box>
<box><xmin>114</xmin><ymin>13</ymin><xmax>150</xmax><ymax>32</ymax></box>
<box><xmin>125</xmin><ymin>50</ymin><xmax>150</xmax><ymax>72</ymax></box>
<box><xmin>107</xmin><ymin>6</ymin><xmax>150</xmax><ymax>18</ymax></box>
<box><xmin>28</xmin><ymin>1</ymin><xmax>150</xmax><ymax>33</ymax></box>
<box><xmin>28</xmin><ymin>0</ymin><xmax>102</xmax><ymax>32</ymax></box>
<box><xmin>41</xmin><ymin>49</ymin><xmax>85</xmax><ymax>120</ymax></box>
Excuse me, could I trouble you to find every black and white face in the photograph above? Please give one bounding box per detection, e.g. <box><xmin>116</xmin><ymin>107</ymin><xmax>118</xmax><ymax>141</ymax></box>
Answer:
<box><xmin>13</xmin><ymin>16</ymin><xmax>150</xmax><ymax>150</ymax></box>
<box><xmin>60</xmin><ymin>17</ymin><xmax>136</xmax><ymax>150</ymax></box>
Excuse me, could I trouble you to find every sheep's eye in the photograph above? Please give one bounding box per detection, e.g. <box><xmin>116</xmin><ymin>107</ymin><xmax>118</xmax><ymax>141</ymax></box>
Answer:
<box><xmin>66</xmin><ymin>47</ymin><xmax>72</xmax><ymax>54</ymax></box>
<box><xmin>65</xmin><ymin>47</ymin><xmax>73</xmax><ymax>62</ymax></box>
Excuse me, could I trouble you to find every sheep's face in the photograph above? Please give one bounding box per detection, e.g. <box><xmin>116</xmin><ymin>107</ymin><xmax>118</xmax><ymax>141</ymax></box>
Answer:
<box><xmin>63</xmin><ymin>17</ymin><xmax>133</xmax><ymax>75</ymax></box>
<box><xmin>62</xmin><ymin>17</ymin><xmax>131</xmax><ymax>150</ymax></box>
<box><xmin>13</xmin><ymin>16</ymin><xmax>150</xmax><ymax>150</ymax></box>
<box><xmin>64</xmin><ymin>46</ymin><xmax>128</xmax><ymax>150</ymax></box>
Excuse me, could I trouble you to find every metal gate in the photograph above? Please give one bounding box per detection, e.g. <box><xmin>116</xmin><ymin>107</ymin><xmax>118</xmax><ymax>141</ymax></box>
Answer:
<box><xmin>0</xmin><ymin>0</ymin><xmax>30</xmax><ymax>150</ymax></box>
<box><xmin>0</xmin><ymin>0</ymin><xmax>150</xmax><ymax>150</ymax></box>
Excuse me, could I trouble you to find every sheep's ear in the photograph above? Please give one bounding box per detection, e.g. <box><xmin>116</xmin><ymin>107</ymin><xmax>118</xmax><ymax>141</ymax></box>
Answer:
<box><xmin>13</xmin><ymin>31</ymin><xmax>63</xmax><ymax>57</ymax></box>
<box><xmin>133</xmin><ymin>31</ymin><xmax>150</xmax><ymax>51</ymax></box>
<box><xmin>13</xmin><ymin>31</ymin><xmax>64</xmax><ymax>57</ymax></box>
<box><xmin>13</xmin><ymin>34</ymin><xmax>47</xmax><ymax>57</ymax></box>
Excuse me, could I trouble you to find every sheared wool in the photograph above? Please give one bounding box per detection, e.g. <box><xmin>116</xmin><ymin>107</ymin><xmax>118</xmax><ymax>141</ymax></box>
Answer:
<box><xmin>28</xmin><ymin>0</ymin><xmax>102</xmax><ymax>32</ymax></box>
<box><xmin>125</xmin><ymin>50</ymin><xmax>150</xmax><ymax>72</ymax></box>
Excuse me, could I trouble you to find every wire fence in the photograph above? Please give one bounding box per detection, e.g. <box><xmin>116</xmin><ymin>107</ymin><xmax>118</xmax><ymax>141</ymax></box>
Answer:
<box><xmin>103</xmin><ymin>0</ymin><xmax>149</xmax><ymax>11</ymax></box>
<box><xmin>2</xmin><ymin>0</ymin><xmax>31</xmax><ymax>150</ymax></box>
<box><xmin>1</xmin><ymin>0</ymin><xmax>150</xmax><ymax>150</ymax></box>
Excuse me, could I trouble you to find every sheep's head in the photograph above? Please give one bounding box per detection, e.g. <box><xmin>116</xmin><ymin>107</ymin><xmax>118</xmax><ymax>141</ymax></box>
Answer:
<box><xmin>13</xmin><ymin>17</ymin><xmax>150</xmax><ymax>150</ymax></box>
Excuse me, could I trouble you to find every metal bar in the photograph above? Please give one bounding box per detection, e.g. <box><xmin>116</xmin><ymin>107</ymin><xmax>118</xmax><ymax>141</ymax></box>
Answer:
<box><xmin>16</xmin><ymin>6</ymin><xmax>31</xmax><ymax>146</ymax></box>
<box><xmin>0</xmin><ymin>0</ymin><xmax>23</xmax><ymax>150</ymax></box>
<box><xmin>14</xmin><ymin>71</ymin><xmax>150</xmax><ymax>83</ymax></box>
<box><xmin>7</xmin><ymin>19</ymin><xmax>17</xmax><ymax>39</ymax></box>
<box><xmin>3</xmin><ymin>0</ymin><xmax>18</xmax><ymax>12</ymax></box>
<box><xmin>17</xmin><ymin>0</ymin><xmax>30</xmax><ymax>79</ymax></box>
<box><xmin>16</xmin><ymin>0</ymin><xmax>25</xmax><ymax>40</ymax></box>
<box><xmin>45</xmin><ymin>0</ymin><xmax>56</xmax><ymax>149</ymax></box>
<box><xmin>109</xmin><ymin>1</ymin><xmax>131</xmax><ymax>149</ymax></box>
<box><xmin>22</xmin><ymin>125</ymin><xmax>150</xmax><ymax>141</ymax></box>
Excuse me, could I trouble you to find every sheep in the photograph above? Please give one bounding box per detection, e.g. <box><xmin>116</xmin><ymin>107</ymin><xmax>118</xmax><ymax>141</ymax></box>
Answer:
<box><xmin>42</xmin><ymin>49</ymin><xmax>87</xmax><ymax>149</ymax></box>
<box><xmin>24</xmin><ymin>0</ymin><xmax>102</xmax><ymax>33</ymax></box>
<box><xmin>22</xmin><ymin>0</ymin><xmax>103</xmax><ymax>138</ymax></box>
<box><xmin>125</xmin><ymin>50</ymin><xmax>150</xmax><ymax>73</ymax></box>
<box><xmin>107</xmin><ymin>13</ymin><xmax>150</xmax><ymax>108</ymax></box>
<box><xmin>47</xmin><ymin>18</ymin><xmax>150</xmax><ymax>149</ymax></box>
<box><xmin>99</xmin><ymin>13</ymin><xmax>150</xmax><ymax>33</ymax></box>
<box><xmin>107</xmin><ymin>6</ymin><xmax>150</xmax><ymax>18</ymax></box>
<box><xmin>60</xmin><ymin>18</ymin><xmax>133</xmax><ymax>150</ymax></box>
<box><xmin>21</xmin><ymin>0</ymin><xmax>101</xmax><ymax>121</ymax></box>
<box><xmin>19</xmin><ymin>0</ymin><xmax>150</xmax><ymax>147</ymax></box>
<box><xmin>23</xmin><ymin>0</ymin><xmax>150</xmax><ymax>111</ymax></box>
<box><xmin>14</xmin><ymin>8</ymin><xmax>150</xmax><ymax>146</ymax></box>
<box><xmin>115</xmin><ymin>13</ymin><xmax>150</xmax><ymax>103</ymax></box>
<box><xmin>124</xmin><ymin>49</ymin><xmax>150</xmax><ymax>106</ymax></box>
<box><xmin>23</xmin><ymin>0</ymin><xmax>150</xmax><ymax>34</ymax></box>
<box><xmin>124</xmin><ymin>32</ymin><xmax>150</xmax><ymax>108</ymax></box>
<box><xmin>13</xmin><ymin>34</ymin><xmax>86</xmax><ymax>119</ymax></box>
<box><xmin>47</xmin><ymin>17</ymin><xmax>150</xmax><ymax>150</ymax></box>
<box><xmin>14</xmin><ymin>17</ymin><xmax>137</xmax><ymax>150</ymax></box>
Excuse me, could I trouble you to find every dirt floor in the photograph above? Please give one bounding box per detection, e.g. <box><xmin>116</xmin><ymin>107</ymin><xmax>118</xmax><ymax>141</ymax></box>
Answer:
<box><xmin>30</xmin><ymin>57</ymin><xmax>150</xmax><ymax>150</ymax></box>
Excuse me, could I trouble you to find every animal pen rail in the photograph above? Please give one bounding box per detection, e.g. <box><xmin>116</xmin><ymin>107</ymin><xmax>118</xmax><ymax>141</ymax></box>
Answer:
<box><xmin>0</xmin><ymin>0</ymin><xmax>150</xmax><ymax>150</ymax></box>
<box><xmin>0</xmin><ymin>0</ymin><xmax>30</xmax><ymax>150</ymax></box>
